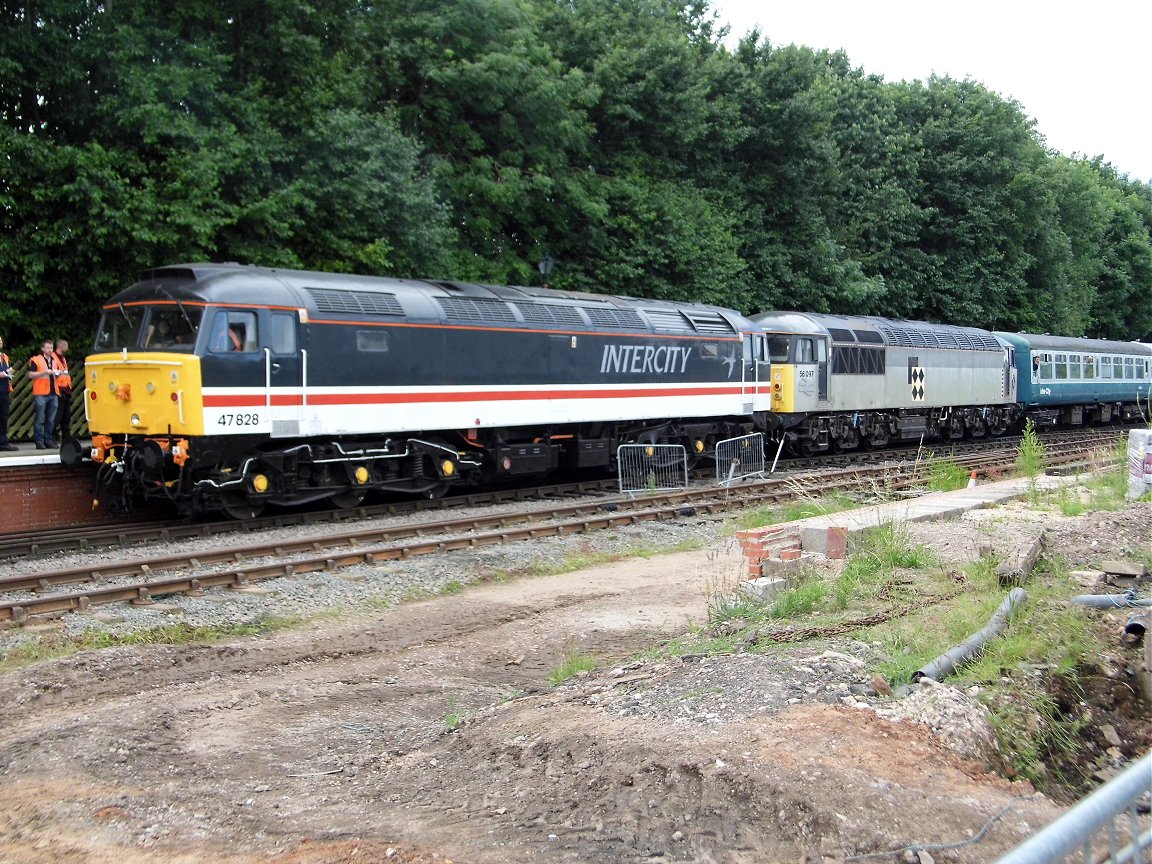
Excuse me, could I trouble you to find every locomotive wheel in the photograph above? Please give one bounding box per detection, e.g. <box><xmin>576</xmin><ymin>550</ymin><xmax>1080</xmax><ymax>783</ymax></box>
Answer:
<box><xmin>220</xmin><ymin>494</ymin><xmax>266</xmax><ymax>520</ymax></box>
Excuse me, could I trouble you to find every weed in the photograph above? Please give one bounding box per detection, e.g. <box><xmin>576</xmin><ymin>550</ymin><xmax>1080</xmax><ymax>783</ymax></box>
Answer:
<box><xmin>920</xmin><ymin>453</ymin><xmax>970</xmax><ymax>492</ymax></box>
<box><xmin>548</xmin><ymin>648</ymin><xmax>598</xmax><ymax>685</ymax></box>
<box><xmin>833</xmin><ymin>523</ymin><xmax>934</xmax><ymax>608</ymax></box>
<box><xmin>0</xmin><ymin>617</ymin><xmax>300</xmax><ymax>672</ymax></box>
<box><xmin>735</xmin><ymin>493</ymin><xmax>857</xmax><ymax>531</ymax></box>
<box><xmin>441</xmin><ymin>579</ymin><xmax>465</xmax><ymax>595</ymax></box>
<box><xmin>982</xmin><ymin>680</ymin><xmax>1089</xmax><ymax>788</ymax></box>
<box><xmin>444</xmin><ymin>696</ymin><xmax>466</xmax><ymax>729</ymax></box>
<box><xmin>1015</xmin><ymin>419</ymin><xmax>1047</xmax><ymax>502</ymax></box>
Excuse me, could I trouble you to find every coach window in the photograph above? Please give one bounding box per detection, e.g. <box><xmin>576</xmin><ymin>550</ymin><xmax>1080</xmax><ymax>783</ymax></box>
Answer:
<box><xmin>1038</xmin><ymin>353</ymin><xmax>1053</xmax><ymax>380</ymax></box>
<box><xmin>1054</xmin><ymin>354</ymin><xmax>1067</xmax><ymax>379</ymax></box>
<box><xmin>1124</xmin><ymin>357</ymin><xmax>1135</xmax><ymax>379</ymax></box>
<box><xmin>1068</xmin><ymin>354</ymin><xmax>1081</xmax><ymax>379</ymax></box>
<box><xmin>1114</xmin><ymin>356</ymin><xmax>1126</xmax><ymax>378</ymax></box>
<box><xmin>1098</xmin><ymin>356</ymin><xmax>1111</xmax><ymax>379</ymax></box>
<box><xmin>1084</xmin><ymin>356</ymin><xmax>1095</xmax><ymax>380</ymax></box>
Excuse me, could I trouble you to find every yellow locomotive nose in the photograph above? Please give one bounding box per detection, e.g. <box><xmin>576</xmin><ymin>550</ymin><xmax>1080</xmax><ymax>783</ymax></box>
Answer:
<box><xmin>87</xmin><ymin>354</ymin><xmax>205</xmax><ymax>436</ymax></box>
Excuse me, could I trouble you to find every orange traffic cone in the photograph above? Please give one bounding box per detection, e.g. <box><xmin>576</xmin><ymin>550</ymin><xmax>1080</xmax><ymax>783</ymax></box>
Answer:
<box><xmin>967</xmin><ymin>471</ymin><xmax>978</xmax><ymax>489</ymax></box>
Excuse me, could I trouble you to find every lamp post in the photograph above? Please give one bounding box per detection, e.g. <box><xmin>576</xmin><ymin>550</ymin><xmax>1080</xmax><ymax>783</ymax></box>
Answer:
<box><xmin>538</xmin><ymin>254</ymin><xmax>554</xmax><ymax>288</ymax></box>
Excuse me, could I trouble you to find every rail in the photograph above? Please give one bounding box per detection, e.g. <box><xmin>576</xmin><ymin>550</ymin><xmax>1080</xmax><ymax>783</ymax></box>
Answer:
<box><xmin>994</xmin><ymin>753</ymin><xmax>1151</xmax><ymax>864</ymax></box>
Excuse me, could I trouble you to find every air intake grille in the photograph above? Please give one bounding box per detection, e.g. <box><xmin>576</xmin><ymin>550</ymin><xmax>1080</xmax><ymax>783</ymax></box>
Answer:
<box><xmin>437</xmin><ymin>296</ymin><xmax>518</xmax><ymax>323</ymax></box>
<box><xmin>643</xmin><ymin>309</ymin><xmax>694</xmax><ymax>333</ymax></box>
<box><xmin>306</xmin><ymin>288</ymin><xmax>403</xmax><ymax>316</ymax></box>
<box><xmin>583</xmin><ymin>307</ymin><xmax>646</xmax><ymax>329</ymax></box>
<box><xmin>514</xmin><ymin>302</ymin><xmax>587</xmax><ymax>328</ymax></box>
<box><xmin>684</xmin><ymin>311</ymin><xmax>736</xmax><ymax>334</ymax></box>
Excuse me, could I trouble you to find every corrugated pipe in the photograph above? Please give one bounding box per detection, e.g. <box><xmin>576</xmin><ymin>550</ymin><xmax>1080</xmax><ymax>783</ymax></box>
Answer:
<box><xmin>913</xmin><ymin>587</ymin><xmax>1027</xmax><ymax>682</ymax></box>
<box><xmin>1069</xmin><ymin>591</ymin><xmax>1152</xmax><ymax>609</ymax></box>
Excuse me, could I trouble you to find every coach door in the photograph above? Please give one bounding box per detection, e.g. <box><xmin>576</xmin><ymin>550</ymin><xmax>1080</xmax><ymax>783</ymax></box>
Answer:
<box><xmin>265</xmin><ymin>309</ymin><xmax>305</xmax><ymax>437</ymax></box>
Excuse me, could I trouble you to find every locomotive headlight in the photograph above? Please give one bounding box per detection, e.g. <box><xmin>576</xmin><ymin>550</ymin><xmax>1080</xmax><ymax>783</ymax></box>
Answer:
<box><xmin>440</xmin><ymin>459</ymin><xmax>456</xmax><ymax>476</ymax></box>
<box><xmin>146</xmin><ymin>381</ymin><xmax>156</xmax><ymax>394</ymax></box>
<box><xmin>130</xmin><ymin>413</ymin><xmax>141</xmax><ymax>426</ymax></box>
<box><xmin>108</xmin><ymin>381</ymin><xmax>117</xmax><ymax>393</ymax></box>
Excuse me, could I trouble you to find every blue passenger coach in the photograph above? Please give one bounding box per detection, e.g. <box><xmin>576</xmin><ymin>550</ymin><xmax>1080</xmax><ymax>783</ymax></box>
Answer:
<box><xmin>996</xmin><ymin>332</ymin><xmax>1152</xmax><ymax>425</ymax></box>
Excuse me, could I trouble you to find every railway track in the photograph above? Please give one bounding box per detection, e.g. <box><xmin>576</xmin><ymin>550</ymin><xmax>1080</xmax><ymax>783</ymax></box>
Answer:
<box><xmin>0</xmin><ymin>426</ymin><xmax>1125</xmax><ymax>562</ymax></box>
<box><xmin>0</xmin><ymin>430</ymin><xmax>1123</xmax><ymax>624</ymax></box>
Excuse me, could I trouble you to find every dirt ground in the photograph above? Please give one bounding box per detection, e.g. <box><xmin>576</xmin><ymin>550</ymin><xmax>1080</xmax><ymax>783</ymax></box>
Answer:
<box><xmin>0</xmin><ymin>497</ymin><xmax>1149</xmax><ymax>864</ymax></box>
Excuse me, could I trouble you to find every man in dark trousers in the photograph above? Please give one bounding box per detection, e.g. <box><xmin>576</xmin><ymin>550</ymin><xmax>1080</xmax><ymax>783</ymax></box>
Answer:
<box><xmin>27</xmin><ymin>338</ymin><xmax>62</xmax><ymax>449</ymax></box>
<box><xmin>53</xmin><ymin>338</ymin><xmax>73</xmax><ymax>442</ymax></box>
<box><xmin>0</xmin><ymin>336</ymin><xmax>16</xmax><ymax>451</ymax></box>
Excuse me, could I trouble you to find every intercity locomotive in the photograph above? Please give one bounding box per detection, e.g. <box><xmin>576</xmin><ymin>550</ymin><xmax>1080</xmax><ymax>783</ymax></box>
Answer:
<box><xmin>82</xmin><ymin>263</ymin><xmax>769</xmax><ymax>517</ymax></box>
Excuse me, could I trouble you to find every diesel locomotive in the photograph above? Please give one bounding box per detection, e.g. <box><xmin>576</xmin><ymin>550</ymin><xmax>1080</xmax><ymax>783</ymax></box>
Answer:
<box><xmin>80</xmin><ymin>263</ymin><xmax>1152</xmax><ymax>517</ymax></box>
<box><xmin>82</xmin><ymin>263</ymin><xmax>769</xmax><ymax>517</ymax></box>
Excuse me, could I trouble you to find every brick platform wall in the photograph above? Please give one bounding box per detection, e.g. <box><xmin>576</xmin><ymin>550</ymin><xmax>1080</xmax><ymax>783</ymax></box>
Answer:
<box><xmin>0</xmin><ymin>464</ymin><xmax>122</xmax><ymax>531</ymax></box>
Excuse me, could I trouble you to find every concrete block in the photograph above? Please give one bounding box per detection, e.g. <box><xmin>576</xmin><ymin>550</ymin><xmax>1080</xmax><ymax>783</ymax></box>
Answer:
<box><xmin>740</xmin><ymin>577</ymin><xmax>788</xmax><ymax>601</ymax></box>
<box><xmin>761</xmin><ymin>557</ymin><xmax>804</xmax><ymax>577</ymax></box>
<box><xmin>801</xmin><ymin>525</ymin><xmax>849</xmax><ymax>558</ymax></box>
<box><xmin>1099</xmin><ymin>561</ymin><xmax>1149</xmax><ymax>578</ymax></box>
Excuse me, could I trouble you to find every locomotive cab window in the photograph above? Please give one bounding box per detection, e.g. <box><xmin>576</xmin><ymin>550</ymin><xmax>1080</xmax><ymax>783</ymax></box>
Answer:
<box><xmin>94</xmin><ymin>305</ymin><xmax>144</xmax><ymax>351</ymax></box>
<box><xmin>797</xmin><ymin>338</ymin><xmax>816</xmax><ymax>364</ymax></box>
<box><xmin>767</xmin><ymin>336</ymin><xmax>790</xmax><ymax>363</ymax></box>
<box><xmin>270</xmin><ymin>313</ymin><xmax>296</xmax><ymax>355</ymax></box>
<box><xmin>209</xmin><ymin>311</ymin><xmax>258</xmax><ymax>353</ymax></box>
<box><xmin>143</xmin><ymin>307</ymin><xmax>201</xmax><ymax>350</ymax></box>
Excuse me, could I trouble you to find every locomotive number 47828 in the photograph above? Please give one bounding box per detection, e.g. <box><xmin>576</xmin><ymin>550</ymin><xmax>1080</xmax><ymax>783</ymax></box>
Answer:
<box><xmin>217</xmin><ymin>413</ymin><xmax>261</xmax><ymax>427</ymax></box>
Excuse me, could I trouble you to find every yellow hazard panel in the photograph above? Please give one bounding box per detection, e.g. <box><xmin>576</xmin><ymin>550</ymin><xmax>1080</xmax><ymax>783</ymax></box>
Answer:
<box><xmin>770</xmin><ymin>364</ymin><xmax>796</xmax><ymax>413</ymax></box>
<box><xmin>84</xmin><ymin>353</ymin><xmax>206</xmax><ymax>437</ymax></box>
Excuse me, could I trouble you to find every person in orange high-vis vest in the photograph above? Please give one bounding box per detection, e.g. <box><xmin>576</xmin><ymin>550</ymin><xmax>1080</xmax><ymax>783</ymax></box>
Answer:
<box><xmin>27</xmin><ymin>338</ymin><xmax>63</xmax><ymax>449</ymax></box>
<box><xmin>53</xmin><ymin>338</ymin><xmax>73</xmax><ymax>442</ymax></box>
<box><xmin>0</xmin><ymin>336</ymin><xmax>16</xmax><ymax>451</ymax></box>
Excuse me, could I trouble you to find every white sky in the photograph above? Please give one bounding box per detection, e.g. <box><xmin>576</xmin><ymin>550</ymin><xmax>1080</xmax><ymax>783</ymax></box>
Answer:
<box><xmin>712</xmin><ymin>1</ymin><xmax>1152</xmax><ymax>184</ymax></box>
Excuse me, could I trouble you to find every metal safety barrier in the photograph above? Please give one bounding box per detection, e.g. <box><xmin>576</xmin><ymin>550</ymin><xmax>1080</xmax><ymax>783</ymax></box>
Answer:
<box><xmin>715</xmin><ymin>432</ymin><xmax>766</xmax><ymax>486</ymax></box>
<box><xmin>617</xmin><ymin>443</ymin><xmax>688</xmax><ymax>497</ymax></box>
<box><xmin>994</xmin><ymin>752</ymin><xmax>1152</xmax><ymax>864</ymax></box>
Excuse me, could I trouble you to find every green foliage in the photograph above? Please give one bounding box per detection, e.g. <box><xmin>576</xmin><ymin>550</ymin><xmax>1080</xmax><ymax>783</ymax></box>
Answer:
<box><xmin>1</xmin><ymin>0</ymin><xmax>1150</xmax><ymax>344</ymax></box>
